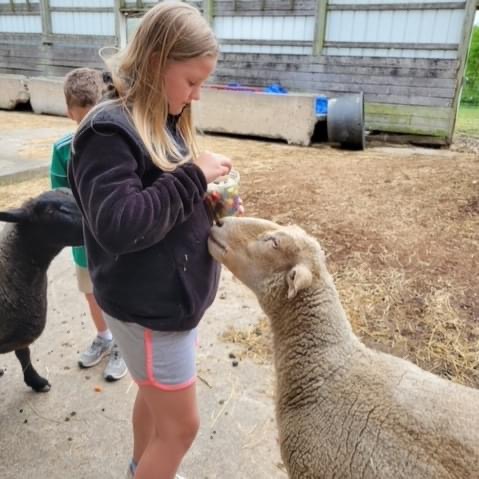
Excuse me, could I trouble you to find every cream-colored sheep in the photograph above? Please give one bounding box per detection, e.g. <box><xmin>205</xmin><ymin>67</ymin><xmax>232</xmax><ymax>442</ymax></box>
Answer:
<box><xmin>208</xmin><ymin>217</ymin><xmax>479</xmax><ymax>479</ymax></box>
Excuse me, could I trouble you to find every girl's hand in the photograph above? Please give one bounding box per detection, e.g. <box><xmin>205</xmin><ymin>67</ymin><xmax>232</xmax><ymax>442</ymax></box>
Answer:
<box><xmin>236</xmin><ymin>197</ymin><xmax>245</xmax><ymax>216</ymax></box>
<box><xmin>194</xmin><ymin>151</ymin><xmax>232</xmax><ymax>183</ymax></box>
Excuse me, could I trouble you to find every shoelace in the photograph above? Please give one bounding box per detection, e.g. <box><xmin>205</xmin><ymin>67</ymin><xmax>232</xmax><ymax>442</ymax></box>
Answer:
<box><xmin>90</xmin><ymin>338</ymin><xmax>105</xmax><ymax>351</ymax></box>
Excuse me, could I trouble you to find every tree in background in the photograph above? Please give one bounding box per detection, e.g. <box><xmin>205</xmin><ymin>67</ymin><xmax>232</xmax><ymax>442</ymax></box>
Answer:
<box><xmin>461</xmin><ymin>26</ymin><xmax>479</xmax><ymax>105</ymax></box>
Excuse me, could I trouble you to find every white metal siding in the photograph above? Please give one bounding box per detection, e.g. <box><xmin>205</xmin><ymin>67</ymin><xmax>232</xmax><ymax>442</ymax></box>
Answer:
<box><xmin>324</xmin><ymin>3</ymin><xmax>465</xmax><ymax>58</ymax></box>
<box><xmin>214</xmin><ymin>15</ymin><xmax>315</xmax><ymax>55</ymax></box>
<box><xmin>0</xmin><ymin>14</ymin><xmax>41</xmax><ymax>33</ymax></box>
<box><xmin>329</xmin><ymin>0</ymin><xmax>461</xmax><ymax>3</ymax></box>
<box><xmin>51</xmin><ymin>12</ymin><xmax>115</xmax><ymax>35</ymax></box>
<box><xmin>324</xmin><ymin>47</ymin><xmax>458</xmax><ymax>58</ymax></box>
<box><xmin>49</xmin><ymin>0</ymin><xmax>114</xmax><ymax>6</ymax></box>
<box><xmin>0</xmin><ymin>0</ymin><xmax>39</xmax><ymax>3</ymax></box>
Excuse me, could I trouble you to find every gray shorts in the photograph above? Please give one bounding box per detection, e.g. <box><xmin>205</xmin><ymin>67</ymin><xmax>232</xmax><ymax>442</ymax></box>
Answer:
<box><xmin>104</xmin><ymin>313</ymin><xmax>197</xmax><ymax>391</ymax></box>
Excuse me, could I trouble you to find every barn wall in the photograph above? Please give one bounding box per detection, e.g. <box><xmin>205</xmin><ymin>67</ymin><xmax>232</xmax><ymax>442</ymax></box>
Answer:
<box><xmin>0</xmin><ymin>0</ymin><xmax>476</xmax><ymax>142</ymax></box>
<box><xmin>0</xmin><ymin>0</ymin><xmax>116</xmax><ymax>77</ymax></box>
<box><xmin>213</xmin><ymin>53</ymin><xmax>459</xmax><ymax>138</ymax></box>
<box><xmin>210</xmin><ymin>0</ymin><xmax>476</xmax><ymax>141</ymax></box>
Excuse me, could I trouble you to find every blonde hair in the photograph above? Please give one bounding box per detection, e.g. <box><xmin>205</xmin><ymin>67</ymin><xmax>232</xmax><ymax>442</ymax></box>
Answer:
<box><xmin>105</xmin><ymin>2</ymin><xmax>218</xmax><ymax>171</ymax></box>
<box><xmin>64</xmin><ymin>68</ymin><xmax>104</xmax><ymax>109</ymax></box>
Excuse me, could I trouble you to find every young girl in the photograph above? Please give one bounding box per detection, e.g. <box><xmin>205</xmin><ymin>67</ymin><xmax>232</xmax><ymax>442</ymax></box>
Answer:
<box><xmin>68</xmin><ymin>3</ymin><xmax>232</xmax><ymax>478</ymax></box>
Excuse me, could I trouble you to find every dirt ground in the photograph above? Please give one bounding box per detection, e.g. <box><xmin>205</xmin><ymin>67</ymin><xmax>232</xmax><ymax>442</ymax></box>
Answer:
<box><xmin>0</xmin><ymin>111</ymin><xmax>478</xmax><ymax>392</ymax></box>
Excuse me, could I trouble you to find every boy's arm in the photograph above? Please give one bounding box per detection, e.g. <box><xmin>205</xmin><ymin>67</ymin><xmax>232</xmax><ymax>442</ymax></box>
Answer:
<box><xmin>50</xmin><ymin>144</ymin><xmax>70</xmax><ymax>189</ymax></box>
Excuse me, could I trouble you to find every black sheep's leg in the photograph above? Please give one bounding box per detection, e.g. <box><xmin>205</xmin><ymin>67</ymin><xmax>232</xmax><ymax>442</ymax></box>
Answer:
<box><xmin>14</xmin><ymin>348</ymin><xmax>51</xmax><ymax>392</ymax></box>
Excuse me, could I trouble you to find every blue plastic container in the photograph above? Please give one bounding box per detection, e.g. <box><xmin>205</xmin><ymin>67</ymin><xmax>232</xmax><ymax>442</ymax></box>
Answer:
<box><xmin>315</xmin><ymin>96</ymin><xmax>328</xmax><ymax>116</ymax></box>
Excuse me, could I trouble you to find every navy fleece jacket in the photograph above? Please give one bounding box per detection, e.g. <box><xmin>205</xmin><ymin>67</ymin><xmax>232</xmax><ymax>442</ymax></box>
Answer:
<box><xmin>68</xmin><ymin>104</ymin><xmax>220</xmax><ymax>331</ymax></box>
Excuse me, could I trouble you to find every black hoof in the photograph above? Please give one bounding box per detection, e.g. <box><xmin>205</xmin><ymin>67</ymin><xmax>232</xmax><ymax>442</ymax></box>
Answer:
<box><xmin>28</xmin><ymin>377</ymin><xmax>51</xmax><ymax>393</ymax></box>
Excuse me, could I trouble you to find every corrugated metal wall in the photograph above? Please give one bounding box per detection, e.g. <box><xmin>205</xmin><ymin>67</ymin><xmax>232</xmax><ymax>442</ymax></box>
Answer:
<box><xmin>214</xmin><ymin>16</ymin><xmax>315</xmax><ymax>55</ymax></box>
<box><xmin>324</xmin><ymin>0</ymin><xmax>466</xmax><ymax>59</ymax></box>
<box><xmin>0</xmin><ymin>15</ymin><xmax>41</xmax><ymax>33</ymax></box>
<box><xmin>210</xmin><ymin>0</ymin><xmax>477</xmax><ymax>142</ymax></box>
<box><xmin>50</xmin><ymin>0</ymin><xmax>115</xmax><ymax>36</ymax></box>
<box><xmin>0</xmin><ymin>0</ymin><xmax>41</xmax><ymax>33</ymax></box>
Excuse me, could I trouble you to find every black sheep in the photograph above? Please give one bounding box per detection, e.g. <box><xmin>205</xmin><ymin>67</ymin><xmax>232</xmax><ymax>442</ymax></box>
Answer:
<box><xmin>0</xmin><ymin>188</ymin><xmax>83</xmax><ymax>392</ymax></box>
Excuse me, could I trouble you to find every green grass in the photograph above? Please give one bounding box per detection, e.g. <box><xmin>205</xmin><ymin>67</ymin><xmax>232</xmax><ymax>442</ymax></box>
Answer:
<box><xmin>455</xmin><ymin>105</ymin><xmax>479</xmax><ymax>137</ymax></box>
<box><xmin>461</xmin><ymin>26</ymin><xmax>479</xmax><ymax>106</ymax></box>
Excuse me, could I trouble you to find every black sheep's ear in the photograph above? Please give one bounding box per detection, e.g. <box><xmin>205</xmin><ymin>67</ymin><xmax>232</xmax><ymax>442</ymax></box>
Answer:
<box><xmin>0</xmin><ymin>209</ymin><xmax>29</xmax><ymax>223</ymax></box>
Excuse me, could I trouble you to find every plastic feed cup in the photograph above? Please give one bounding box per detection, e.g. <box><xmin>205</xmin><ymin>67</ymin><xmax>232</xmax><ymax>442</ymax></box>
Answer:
<box><xmin>206</xmin><ymin>170</ymin><xmax>241</xmax><ymax>218</ymax></box>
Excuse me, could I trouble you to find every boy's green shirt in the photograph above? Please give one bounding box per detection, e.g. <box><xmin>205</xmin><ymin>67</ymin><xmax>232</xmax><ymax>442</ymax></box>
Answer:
<box><xmin>50</xmin><ymin>133</ymin><xmax>87</xmax><ymax>268</ymax></box>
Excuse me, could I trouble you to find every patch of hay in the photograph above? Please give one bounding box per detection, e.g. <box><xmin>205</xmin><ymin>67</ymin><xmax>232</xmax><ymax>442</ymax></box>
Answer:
<box><xmin>221</xmin><ymin>317</ymin><xmax>273</xmax><ymax>364</ymax></box>
<box><xmin>0</xmin><ymin>177</ymin><xmax>49</xmax><ymax>210</ymax></box>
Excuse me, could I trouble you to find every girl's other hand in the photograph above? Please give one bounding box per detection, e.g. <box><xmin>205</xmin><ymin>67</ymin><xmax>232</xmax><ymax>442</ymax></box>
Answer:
<box><xmin>236</xmin><ymin>197</ymin><xmax>245</xmax><ymax>216</ymax></box>
<box><xmin>194</xmin><ymin>151</ymin><xmax>232</xmax><ymax>183</ymax></box>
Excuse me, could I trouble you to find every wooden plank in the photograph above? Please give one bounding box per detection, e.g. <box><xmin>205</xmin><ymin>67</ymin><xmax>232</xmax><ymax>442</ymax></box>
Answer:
<box><xmin>218</xmin><ymin>52</ymin><xmax>459</xmax><ymax>70</ymax></box>
<box><xmin>49</xmin><ymin>7</ymin><xmax>114</xmax><ymax>13</ymax></box>
<box><xmin>220</xmin><ymin>39</ymin><xmax>312</xmax><ymax>47</ymax></box>
<box><xmin>0</xmin><ymin>58</ymin><xmax>104</xmax><ymax>77</ymax></box>
<box><xmin>365</xmin><ymin>102</ymin><xmax>451</xmax><ymax>120</ymax></box>
<box><xmin>214</xmin><ymin>0</ymin><xmax>316</xmax><ymax>14</ymax></box>
<box><xmin>214</xmin><ymin>0</ymin><xmax>316</xmax><ymax>9</ymax></box>
<box><xmin>0</xmin><ymin>39</ymin><xmax>106</xmax><ymax>77</ymax></box>
<box><xmin>366</xmin><ymin>113</ymin><xmax>449</xmax><ymax>130</ymax></box>
<box><xmin>215</xmin><ymin>67</ymin><xmax>455</xmax><ymax>97</ymax></box>
<box><xmin>0</xmin><ymin>67</ymin><xmax>45</xmax><ymax>77</ymax></box>
<box><xmin>0</xmin><ymin>32</ymin><xmax>42</xmax><ymax>44</ymax></box>
<box><xmin>217</xmin><ymin>60</ymin><xmax>455</xmax><ymax>82</ymax></box>
<box><xmin>0</xmin><ymin>44</ymin><xmax>108</xmax><ymax>62</ymax></box>
<box><xmin>367</xmin><ymin>133</ymin><xmax>448</xmax><ymax>145</ymax></box>
<box><xmin>366</xmin><ymin>120</ymin><xmax>450</xmax><ymax>137</ymax></box>
<box><xmin>328</xmin><ymin>2</ymin><xmax>466</xmax><ymax>11</ymax></box>
<box><xmin>211</xmin><ymin>74</ymin><xmax>454</xmax><ymax>107</ymax></box>
<box><xmin>41</xmin><ymin>34</ymin><xmax>117</xmax><ymax>46</ymax></box>
<box><xmin>218</xmin><ymin>57</ymin><xmax>458</xmax><ymax>79</ymax></box>
<box><xmin>324</xmin><ymin>41</ymin><xmax>459</xmax><ymax>50</ymax></box>
<box><xmin>364</xmin><ymin>94</ymin><xmax>452</xmax><ymax>107</ymax></box>
<box><xmin>0</xmin><ymin>4</ymin><xmax>40</xmax><ymax>14</ymax></box>
<box><xmin>0</xmin><ymin>52</ymin><xmax>105</xmax><ymax>69</ymax></box>
<box><xmin>213</xmin><ymin>9</ymin><xmax>315</xmax><ymax>15</ymax></box>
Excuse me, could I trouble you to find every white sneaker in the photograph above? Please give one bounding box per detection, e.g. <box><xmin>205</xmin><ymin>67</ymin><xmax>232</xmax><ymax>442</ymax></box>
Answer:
<box><xmin>125</xmin><ymin>467</ymin><xmax>185</xmax><ymax>478</ymax></box>
<box><xmin>103</xmin><ymin>343</ymin><xmax>128</xmax><ymax>382</ymax></box>
<box><xmin>78</xmin><ymin>336</ymin><xmax>112</xmax><ymax>368</ymax></box>
<box><xmin>125</xmin><ymin>459</ymin><xmax>185</xmax><ymax>478</ymax></box>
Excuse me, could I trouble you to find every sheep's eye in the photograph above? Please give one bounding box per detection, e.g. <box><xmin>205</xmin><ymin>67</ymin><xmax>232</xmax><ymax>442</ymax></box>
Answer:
<box><xmin>41</xmin><ymin>207</ymin><xmax>55</xmax><ymax>215</ymax></box>
<box><xmin>263</xmin><ymin>236</ymin><xmax>279</xmax><ymax>249</ymax></box>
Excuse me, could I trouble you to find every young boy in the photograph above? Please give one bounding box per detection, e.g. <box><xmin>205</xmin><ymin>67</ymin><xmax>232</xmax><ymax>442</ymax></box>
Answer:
<box><xmin>50</xmin><ymin>67</ymin><xmax>127</xmax><ymax>381</ymax></box>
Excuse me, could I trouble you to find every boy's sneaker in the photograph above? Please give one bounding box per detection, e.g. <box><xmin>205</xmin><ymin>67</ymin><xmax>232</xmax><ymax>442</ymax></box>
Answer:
<box><xmin>78</xmin><ymin>336</ymin><xmax>113</xmax><ymax>368</ymax></box>
<box><xmin>104</xmin><ymin>343</ymin><xmax>128</xmax><ymax>382</ymax></box>
<box><xmin>124</xmin><ymin>461</ymin><xmax>184</xmax><ymax>478</ymax></box>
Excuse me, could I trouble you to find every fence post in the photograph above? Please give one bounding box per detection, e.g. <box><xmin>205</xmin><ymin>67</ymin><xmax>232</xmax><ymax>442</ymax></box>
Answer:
<box><xmin>39</xmin><ymin>0</ymin><xmax>52</xmax><ymax>43</ymax></box>
<box><xmin>203</xmin><ymin>0</ymin><xmax>214</xmax><ymax>24</ymax></box>
<box><xmin>313</xmin><ymin>0</ymin><xmax>328</xmax><ymax>56</ymax></box>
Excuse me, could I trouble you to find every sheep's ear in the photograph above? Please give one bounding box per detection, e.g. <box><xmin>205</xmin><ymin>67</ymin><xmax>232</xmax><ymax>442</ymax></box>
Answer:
<box><xmin>0</xmin><ymin>209</ymin><xmax>29</xmax><ymax>223</ymax></box>
<box><xmin>286</xmin><ymin>264</ymin><xmax>313</xmax><ymax>299</ymax></box>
